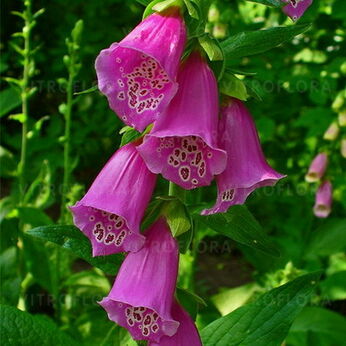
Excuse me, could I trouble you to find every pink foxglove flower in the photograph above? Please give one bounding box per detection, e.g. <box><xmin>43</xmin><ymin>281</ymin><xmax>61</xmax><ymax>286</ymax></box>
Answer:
<box><xmin>99</xmin><ymin>218</ymin><xmax>179</xmax><ymax>343</ymax></box>
<box><xmin>202</xmin><ymin>98</ymin><xmax>284</xmax><ymax>215</ymax></box>
<box><xmin>282</xmin><ymin>0</ymin><xmax>313</xmax><ymax>21</ymax></box>
<box><xmin>305</xmin><ymin>153</ymin><xmax>328</xmax><ymax>183</ymax></box>
<box><xmin>137</xmin><ymin>51</ymin><xmax>227</xmax><ymax>190</ymax></box>
<box><xmin>70</xmin><ymin>142</ymin><xmax>156</xmax><ymax>256</ymax></box>
<box><xmin>95</xmin><ymin>8</ymin><xmax>186</xmax><ymax>132</ymax></box>
<box><xmin>313</xmin><ymin>180</ymin><xmax>332</xmax><ymax>218</ymax></box>
<box><xmin>150</xmin><ymin>301</ymin><xmax>202</xmax><ymax>346</ymax></box>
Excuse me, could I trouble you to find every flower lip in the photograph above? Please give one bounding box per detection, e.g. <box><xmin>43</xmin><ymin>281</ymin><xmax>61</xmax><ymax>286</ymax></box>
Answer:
<box><xmin>99</xmin><ymin>299</ymin><xmax>179</xmax><ymax>342</ymax></box>
<box><xmin>138</xmin><ymin>134</ymin><xmax>226</xmax><ymax>190</ymax></box>
<box><xmin>70</xmin><ymin>204</ymin><xmax>146</xmax><ymax>256</ymax></box>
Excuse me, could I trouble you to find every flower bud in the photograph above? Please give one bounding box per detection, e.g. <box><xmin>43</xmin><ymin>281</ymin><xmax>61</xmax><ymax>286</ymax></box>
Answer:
<box><xmin>323</xmin><ymin>122</ymin><xmax>340</xmax><ymax>141</ymax></box>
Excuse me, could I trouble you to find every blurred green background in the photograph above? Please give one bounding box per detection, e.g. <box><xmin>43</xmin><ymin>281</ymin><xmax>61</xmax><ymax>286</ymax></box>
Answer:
<box><xmin>1</xmin><ymin>0</ymin><xmax>346</xmax><ymax>345</ymax></box>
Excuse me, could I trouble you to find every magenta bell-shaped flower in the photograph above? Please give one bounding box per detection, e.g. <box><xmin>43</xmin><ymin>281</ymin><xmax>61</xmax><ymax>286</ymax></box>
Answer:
<box><xmin>95</xmin><ymin>7</ymin><xmax>186</xmax><ymax>132</ymax></box>
<box><xmin>149</xmin><ymin>301</ymin><xmax>202</xmax><ymax>346</ymax></box>
<box><xmin>313</xmin><ymin>180</ymin><xmax>332</xmax><ymax>218</ymax></box>
<box><xmin>99</xmin><ymin>218</ymin><xmax>179</xmax><ymax>343</ymax></box>
<box><xmin>202</xmin><ymin>98</ymin><xmax>285</xmax><ymax>215</ymax></box>
<box><xmin>282</xmin><ymin>0</ymin><xmax>313</xmax><ymax>21</ymax></box>
<box><xmin>305</xmin><ymin>153</ymin><xmax>328</xmax><ymax>183</ymax></box>
<box><xmin>137</xmin><ymin>51</ymin><xmax>227</xmax><ymax>190</ymax></box>
<box><xmin>70</xmin><ymin>142</ymin><xmax>156</xmax><ymax>256</ymax></box>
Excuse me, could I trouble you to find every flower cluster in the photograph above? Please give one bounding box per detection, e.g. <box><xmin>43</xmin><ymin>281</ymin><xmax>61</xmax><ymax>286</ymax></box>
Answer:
<box><xmin>71</xmin><ymin>5</ymin><xmax>284</xmax><ymax>345</ymax></box>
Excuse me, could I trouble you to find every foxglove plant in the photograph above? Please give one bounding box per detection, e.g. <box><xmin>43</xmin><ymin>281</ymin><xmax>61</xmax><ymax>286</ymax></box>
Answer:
<box><xmin>137</xmin><ymin>51</ymin><xmax>227</xmax><ymax>190</ymax></box>
<box><xmin>95</xmin><ymin>7</ymin><xmax>186</xmax><ymax>132</ymax></box>
<box><xmin>305</xmin><ymin>152</ymin><xmax>328</xmax><ymax>183</ymax></box>
<box><xmin>282</xmin><ymin>0</ymin><xmax>313</xmax><ymax>21</ymax></box>
<box><xmin>99</xmin><ymin>218</ymin><xmax>179</xmax><ymax>343</ymax></box>
<box><xmin>313</xmin><ymin>180</ymin><xmax>333</xmax><ymax>218</ymax></box>
<box><xmin>203</xmin><ymin>98</ymin><xmax>284</xmax><ymax>215</ymax></box>
<box><xmin>71</xmin><ymin>142</ymin><xmax>156</xmax><ymax>256</ymax></box>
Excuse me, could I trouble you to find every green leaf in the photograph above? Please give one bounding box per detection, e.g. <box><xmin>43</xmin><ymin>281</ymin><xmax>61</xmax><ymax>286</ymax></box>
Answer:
<box><xmin>197</xmin><ymin>205</ymin><xmax>280</xmax><ymax>257</ymax></box>
<box><xmin>0</xmin><ymin>305</ymin><xmax>78</xmax><ymax>345</ymax></box>
<box><xmin>71</xmin><ymin>20</ymin><xmax>84</xmax><ymax>44</ymax></box>
<box><xmin>305</xmin><ymin>218</ymin><xmax>346</xmax><ymax>257</ymax></box>
<box><xmin>222</xmin><ymin>24</ymin><xmax>311</xmax><ymax>60</ymax></box>
<box><xmin>201</xmin><ymin>271</ymin><xmax>321</xmax><ymax>346</ymax></box>
<box><xmin>164</xmin><ymin>199</ymin><xmax>191</xmax><ymax>237</ymax></box>
<box><xmin>136</xmin><ymin>0</ymin><xmax>152</xmax><ymax>5</ymax></box>
<box><xmin>184</xmin><ymin>0</ymin><xmax>199</xmax><ymax>19</ymax></box>
<box><xmin>0</xmin><ymin>87</ymin><xmax>21</xmax><ymax>118</ymax></box>
<box><xmin>287</xmin><ymin>307</ymin><xmax>346</xmax><ymax>345</ymax></box>
<box><xmin>27</xmin><ymin>225</ymin><xmax>123</xmax><ymax>275</ymax></box>
<box><xmin>198</xmin><ymin>35</ymin><xmax>224</xmax><ymax>61</ymax></box>
<box><xmin>219</xmin><ymin>72</ymin><xmax>248</xmax><ymax>100</ymax></box>
<box><xmin>246</xmin><ymin>0</ymin><xmax>283</xmax><ymax>7</ymax></box>
<box><xmin>120</xmin><ymin>127</ymin><xmax>141</xmax><ymax>147</ymax></box>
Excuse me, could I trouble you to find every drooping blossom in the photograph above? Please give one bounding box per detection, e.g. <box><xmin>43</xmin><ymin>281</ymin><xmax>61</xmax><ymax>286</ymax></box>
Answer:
<box><xmin>313</xmin><ymin>180</ymin><xmax>332</xmax><ymax>218</ymax></box>
<box><xmin>323</xmin><ymin>122</ymin><xmax>340</xmax><ymax>141</ymax></box>
<box><xmin>202</xmin><ymin>98</ymin><xmax>285</xmax><ymax>215</ymax></box>
<box><xmin>339</xmin><ymin>111</ymin><xmax>346</xmax><ymax>127</ymax></box>
<box><xmin>99</xmin><ymin>218</ymin><xmax>179</xmax><ymax>342</ymax></box>
<box><xmin>149</xmin><ymin>301</ymin><xmax>202</xmax><ymax>346</ymax></box>
<box><xmin>70</xmin><ymin>142</ymin><xmax>156</xmax><ymax>256</ymax></box>
<box><xmin>305</xmin><ymin>152</ymin><xmax>328</xmax><ymax>183</ymax></box>
<box><xmin>95</xmin><ymin>7</ymin><xmax>186</xmax><ymax>132</ymax></box>
<box><xmin>282</xmin><ymin>0</ymin><xmax>313</xmax><ymax>21</ymax></box>
<box><xmin>137</xmin><ymin>51</ymin><xmax>227</xmax><ymax>190</ymax></box>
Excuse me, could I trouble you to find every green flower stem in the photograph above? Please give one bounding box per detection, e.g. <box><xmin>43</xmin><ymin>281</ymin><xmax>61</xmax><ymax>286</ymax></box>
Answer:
<box><xmin>168</xmin><ymin>181</ymin><xmax>186</xmax><ymax>201</ymax></box>
<box><xmin>18</xmin><ymin>0</ymin><xmax>33</xmax><ymax>204</ymax></box>
<box><xmin>60</xmin><ymin>58</ymin><xmax>74</xmax><ymax>222</ymax></box>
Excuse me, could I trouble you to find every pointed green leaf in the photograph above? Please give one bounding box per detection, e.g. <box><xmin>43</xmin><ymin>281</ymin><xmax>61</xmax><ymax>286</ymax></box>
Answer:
<box><xmin>197</xmin><ymin>205</ymin><xmax>280</xmax><ymax>257</ymax></box>
<box><xmin>198</xmin><ymin>35</ymin><xmax>224</xmax><ymax>61</ymax></box>
<box><xmin>27</xmin><ymin>225</ymin><xmax>123</xmax><ymax>275</ymax></box>
<box><xmin>219</xmin><ymin>72</ymin><xmax>248</xmax><ymax>100</ymax></box>
<box><xmin>222</xmin><ymin>24</ymin><xmax>311</xmax><ymax>61</ymax></box>
<box><xmin>246</xmin><ymin>0</ymin><xmax>284</xmax><ymax>7</ymax></box>
<box><xmin>201</xmin><ymin>272</ymin><xmax>321</xmax><ymax>346</ymax></box>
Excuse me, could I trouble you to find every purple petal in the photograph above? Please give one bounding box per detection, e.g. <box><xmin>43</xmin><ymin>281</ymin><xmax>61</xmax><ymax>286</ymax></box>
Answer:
<box><xmin>282</xmin><ymin>0</ymin><xmax>313</xmax><ymax>21</ymax></box>
<box><xmin>95</xmin><ymin>9</ymin><xmax>186</xmax><ymax>131</ymax></box>
<box><xmin>149</xmin><ymin>301</ymin><xmax>202</xmax><ymax>346</ymax></box>
<box><xmin>99</xmin><ymin>218</ymin><xmax>179</xmax><ymax>343</ymax></box>
<box><xmin>137</xmin><ymin>52</ymin><xmax>227</xmax><ymax>190</ymax></box>
<box><xmin>202</xmin><ymin>98</ymin><xmax>285</xmax><ymax>215</ymax></box>
<box><xmin>70</xmin><ymin>142</ymin><xmax>156</xmax><ymax>256</ymax></box>
<box><xmin>313</xmin><ymin>180</ymin><xmax>332</xmax><ymax>218</ymax></box>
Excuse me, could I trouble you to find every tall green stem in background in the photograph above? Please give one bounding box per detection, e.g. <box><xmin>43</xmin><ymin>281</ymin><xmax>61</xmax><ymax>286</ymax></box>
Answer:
<box><xmin>16</xmin><ymin>0</ymin><xmax>38</xmax><ymax>203</ymax></box>
<box><xmin>60</xmin><ymin>20</ymin><xmax>83</xmax><ymax>223</ymax></box>
<box><xmin>54</xmin><ymin>20</ymin><xmax>83</xmax><ymax>322</ymax></box>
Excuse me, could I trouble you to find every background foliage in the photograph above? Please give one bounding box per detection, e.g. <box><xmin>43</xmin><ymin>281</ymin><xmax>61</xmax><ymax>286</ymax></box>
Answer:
<box><xmin>1</xmin><ymin>0</ymin><xmax>345</xmax><ymax>345</ymax></box>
